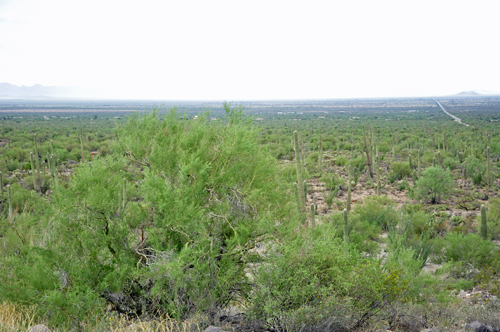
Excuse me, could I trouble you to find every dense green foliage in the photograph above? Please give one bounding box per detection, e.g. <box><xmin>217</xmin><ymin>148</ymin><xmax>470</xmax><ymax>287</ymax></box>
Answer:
<box><xmin>411</xmin><ymin>167</ymin><xmax>455</xmax><ymax>204</ymax></box>
<box><xmin>1</xmin><ymin>98</ymin><xmax>500</xmax><ymax>331</ymax></box>
<box><xmin>0</xmin><ymin>106</ymin><xmax>298</xmax><ymax>326</ymax></box>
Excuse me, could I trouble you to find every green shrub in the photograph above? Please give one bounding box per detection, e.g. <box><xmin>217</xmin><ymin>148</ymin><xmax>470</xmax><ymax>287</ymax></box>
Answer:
<box><xmin>431</xmin><ymin>204</ymin><xmax>448</xmax><ymax>212</ymax></box>
<box><xmin>280</xmin><ymin>163</ymin><xmax>299</xmax><ymax>183</ymax></box>
<box><xmin>349</xmin><ymin>157</ymin><xmax>366</xmax><ymax>185</ymax></box>
<box><xmin>272</xmin><ymin>147</ymin><xmax>288</xmax><ymax>160</ymax></box>
<box><xmin>388</xmin><ymin>162</ymin><xmax>411</xmax><ymax>182</ymax></box>
<box><xmin>9</xmin><ymin>182</ymin><xmax>35</xmax><ymax>212</ymax></box>
<box><xmin>465</xmin><ymin>156</ymin><xmax>485</xmax><ymax>185</ymax></box>
<box><xmin>452</xmin><ymin>278</ymin><xmax>475</xmax><ymax>291</ymax></box>
<box><xmin>249</xmin><ymin>226</ymin><xmax>389</xmax><ymax>329</ymax></box>
<box><xmin>443</xmin><ymin>157</ymin><xmax>459</xmax><ymax>170</ymax></box>
<box><xmin>432</xmin><ymin>233</ymin><xmax>498</xmax><ymax>269</ymax></box>
<box><xmin>354</xmin><ymin>195</ymin><xmax>397</xmax><ymax>230</ymax></box>
<box><xmin>403</xmin><ymin>204</ymin><xmax>424</xmax><ymax>214</ymax></box>
<box><xmin>0</xmin><ymin>107</ymin><xmax>298</xmax><ymax>326</ymax></box>
<box><xmin>410</xmin><ymin>167</ymin><xmax>454</xmax><ymax>204</ymax></box>
<box><xmin>320</xmin><ymin>172</ymin><xmax>345</xmax><ymax>190</ymax></box>
<box><xmin>5</xmin><ymin>159</ymin><xmax>20</xmax><ymax>172</ymax></box>
<box><xmin>384</xmin><ymin>246</ymin><xmax>423</xmax><ymax>281</ymax></box>
<box><xmin>306</xmin><ymin>151</ymin><xmax>319</xmax><ymax>163</ymax></box>
<box><xmin>335</xmin><ymin>155</ymin><xmax>348</xmax><ymax>166</ymax></box>
<box><xmin>387</xmin><ymin>209</ymin><xmax>436</xmax><ymax>271</ymax></box>
<box><xmin>421</xmin><ymin>151</ymin><xmax>435</xmax><ymax>165</ymax></box>
<box><xmin>407</xmin><ymin>210</ymin><xmax>434</xmax><ymax>236</ymax></box>
<box><xmin>475</xmin><ymin>250</ymin><xmax>500</xmax><ymax>296</ymax></box>
<box><xmin>450</xmin><ymin>215</ymin><xmax>464</xmax><ymax>226</ymax></box>
<box><xmin>330</xmin><ymin>211</ymin><xmax>381</xmax><ymax>254</ymax></box>
<box><xmin>397</xmin><ymin>179</ymin><xmax>410</xmax><ymax>191</ymax></box>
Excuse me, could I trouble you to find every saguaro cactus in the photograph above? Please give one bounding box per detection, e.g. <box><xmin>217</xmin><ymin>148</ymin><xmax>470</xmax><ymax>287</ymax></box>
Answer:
<box><xmin>42</xmin><ymin>161</ymin><xmax>46</xmax><ymax>189</ymax></box>
<box><xmin>294</xmin><ymin>131</ymin><xmax>306</xmax><ymax>214</ymax></box>
<box><xmin>34</xmin><ymin>134</ymin><xmax>41</xmax><ymax>190</ymax></box>
<box><xmin>391</xmin><ymin>136</ymin><xmax>395</xmax><ymax>157</ymax></box>
<box><xmin>362</xmin><ymin>126</ymin><xmax>374</xmax><ymax>179</ymax></box>
<box><xmin>30</xmin><ymin>152</ymin><xmax>37</xmax><ymax>191</ymax></box>
<box><xmin>481</xmin><ymin>204</ymin><xmax>487</xmax><ymax>240</ymax></box>
<box><xmin>376</xmin><ymin>154</ymin><xmax>381</xmax><ymax>196</ymax></box>
<box><xmin>310</xmin><ymin>203</ymin><xmax>315</xmax><ymax>227</ymax></box>
<box><xmin>347</xmin><ymin>166</ymin><xmax>352</xmax><ymax>212</ymax></box>
<box><xmin>343</xmin><ymin>208</ymin><xmax>349</xmax><ymax>255</ymax></box>
<box><xmin>122</xmin><ymin>178</ymin><xmax>127</xmax><ymax>210</ymax></box>
<box><xmin>79</xmin><ymin>136</ymin><xmax>85</xmax><ymax>164</ymax></box>
<box><xmin>485</xmin><ymin>147</ymin><xmax>490</xmax><ymax>200</ymax></box>
<box><xmin>318</xmin><ymin>135</ymin><xmax>323</xmax><ymax>171</ymax></box>
<box><xmin>417</xmin><ymin>149</ymin><xmax>421</xmax><ymax>177</ymax></box>
<box><xmin>8</xmin><ymin>185</ymin><xmax>13</xmax><ymax>220</ymax></box>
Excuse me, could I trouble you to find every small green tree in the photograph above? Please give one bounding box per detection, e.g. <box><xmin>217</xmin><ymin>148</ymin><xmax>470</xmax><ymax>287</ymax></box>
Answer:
<box><xmin>0</xmin><ymin>107</ymin><xmax>298</xmax><ymax>326</ymax></box>
<box><xmin>411</xmin><ymin>166</ymin><xmax>454</xmax><ymax>204</ymax></box>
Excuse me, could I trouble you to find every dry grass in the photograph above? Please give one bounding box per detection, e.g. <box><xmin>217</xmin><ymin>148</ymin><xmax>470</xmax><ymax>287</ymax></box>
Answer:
<box><xmin>2</xmin><ymin>299</ymin><xmax>500</xmax><ymax>332</ymax></box>
<box><xmin>84</xmin><ymin>315</ymin><xmax>204</xmax><ymax>332</ymax></box>
<box><xmin>0</xmin><ymin>302</ymin><xmax>204</xmax><ymax>332</ymax></box>
<box><xmin>0</xmin><ymin>301</ymin><xmax>38</xmax><ymax>332</ymax></box>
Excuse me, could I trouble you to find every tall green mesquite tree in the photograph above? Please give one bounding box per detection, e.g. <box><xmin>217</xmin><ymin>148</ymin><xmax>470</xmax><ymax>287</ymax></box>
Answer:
<box><xmin>0</xmin><ymin>106</ymin><xmax>296</xmax><ymax>325</ymax></box>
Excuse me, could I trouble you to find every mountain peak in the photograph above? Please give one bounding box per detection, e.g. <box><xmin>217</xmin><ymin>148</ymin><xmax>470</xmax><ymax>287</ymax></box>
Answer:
<box><xmin>0</xmin><ymin>82</ymin><xmax>82</xmax><ymax>98</ymax></box>
<box><xmin>453</xmin><ymin>91</ymin><xmax>482</xmax><ymax>96</ymax></box>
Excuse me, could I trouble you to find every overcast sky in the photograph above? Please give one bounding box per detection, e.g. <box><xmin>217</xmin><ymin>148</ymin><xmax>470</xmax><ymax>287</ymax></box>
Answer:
<box><xmin>0</xmin><ymin>0</ymin><xmax>499</xmax><ymax>100</ymax></box>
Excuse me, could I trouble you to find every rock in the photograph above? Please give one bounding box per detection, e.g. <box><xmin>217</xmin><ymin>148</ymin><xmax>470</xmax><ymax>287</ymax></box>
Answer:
<box><xmin>204</xmin><ymin>326</ymin><xmax>227</xmax><ymax>332</ymax></box>
<box><xmin>421</xmin><ymin>262</ymin><xmax>442</xmax><ymax>274</ymax></box>
<box><xmin>219</xmin><ymin>312</ymin><xmax>244</xmax><ymax>324</ymax></box>
<box><xmin>476</xmin><ymin>326</ymin><xmax>494</xmax><ymax>332</ymax></box>
<box><xmin>28</xmin><ymin>325</ymin><xmax>53</xmax><ymax>332</ymax></box>
<box><xmin>465</xmin><ymin>321</ymin><xmax>484</xmax><ymax>331</ymax></box>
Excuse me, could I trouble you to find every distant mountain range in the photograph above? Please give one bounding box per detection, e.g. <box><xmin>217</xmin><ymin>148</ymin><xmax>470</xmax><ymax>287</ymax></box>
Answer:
<box><xmin>453</xmin><ymin>91</ymin><xmax>482</xmax><ymax>96</ymax></box>
<box><xmin>2</xmin><ymin>83</ymin><xmax>499</xmax><ymax>100</ymax></box>
<box><xmin>452</xmin><ymin>90</ymin><xmax>500</xmax><ymax>96</ymax></box>
<box><xmin>0</xmin><ymin>82</ymin><xmax>89</xmax><ymax>98</ymax></box>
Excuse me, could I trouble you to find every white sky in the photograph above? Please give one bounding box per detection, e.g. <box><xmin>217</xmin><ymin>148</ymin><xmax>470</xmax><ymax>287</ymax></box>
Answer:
<box><xmin>0</xmin><ymin>0</ymin><xmax>499</xmax><ymax>100</ymax></box>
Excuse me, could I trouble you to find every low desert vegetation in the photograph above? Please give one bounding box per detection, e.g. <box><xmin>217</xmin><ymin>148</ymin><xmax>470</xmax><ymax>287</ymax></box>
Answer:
<box><xmin>1</xmin><ymin>98</ymin><xmax>500</xmax><ymax>331</ymax></box>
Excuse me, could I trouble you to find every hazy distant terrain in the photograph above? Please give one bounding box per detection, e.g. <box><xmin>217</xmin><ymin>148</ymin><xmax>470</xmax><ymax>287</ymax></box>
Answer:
<box><xmin>2</xmin><ymin>95</ymin><xmax>500</xmax><ymax>116</ymax></box>
<box><xmin>453</xmin><ymin>91</ymin><xmax>482</xmax><ymax>96</ymax></box>
<box><xmin>0</xmin><ymin>82</ymin><xmax>89</xmax><ymax>99</ymax></box>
